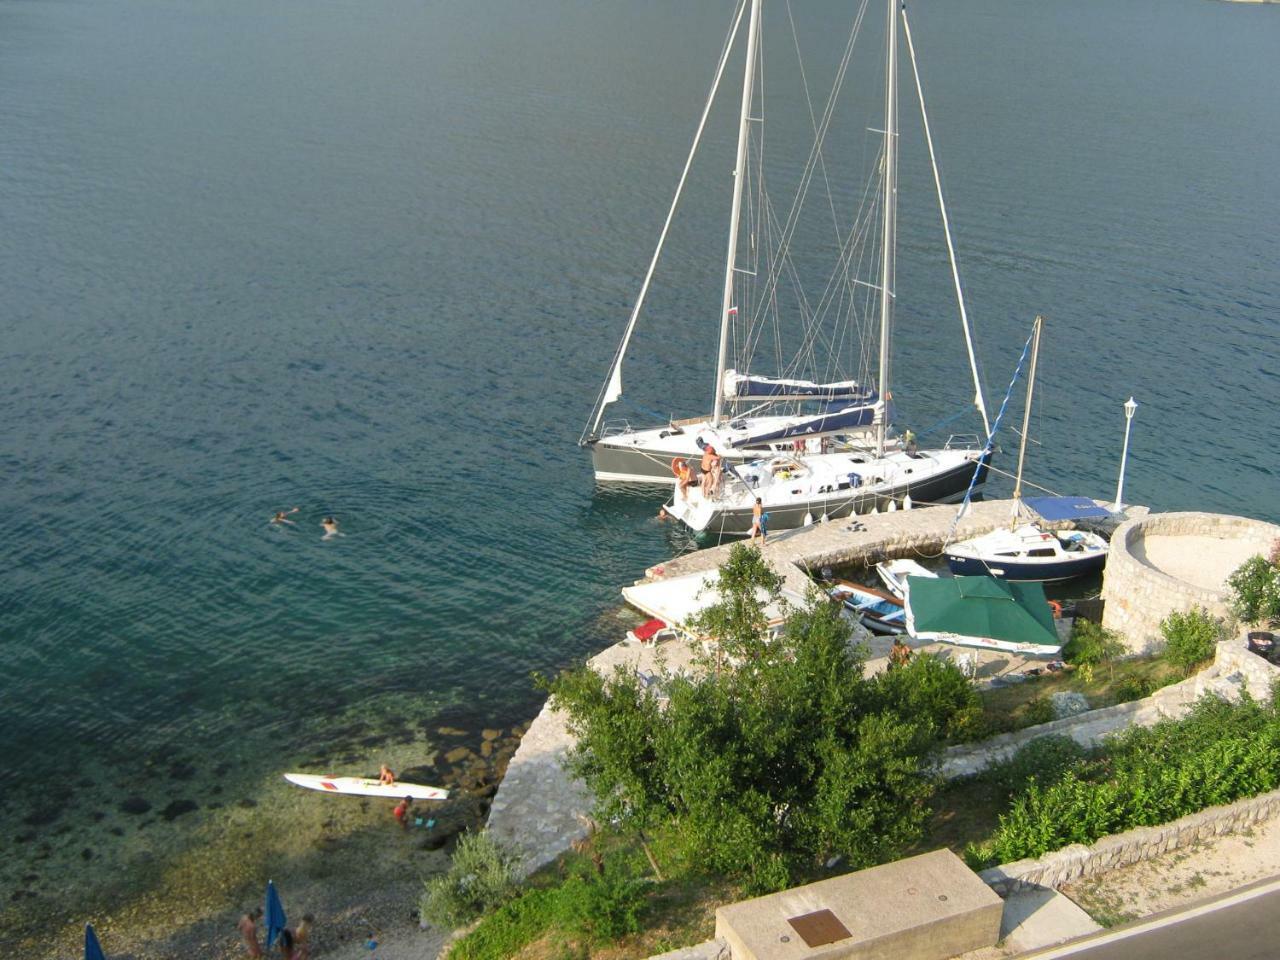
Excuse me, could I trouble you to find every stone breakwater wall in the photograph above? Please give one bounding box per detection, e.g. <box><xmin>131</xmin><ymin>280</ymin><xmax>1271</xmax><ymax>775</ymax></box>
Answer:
<box><xmin>980</xmin><ymin>785</ymin><xmax>1280</xmax><ymax>895</ymax></box>
<box><xmin>942</xmin><ymin>634</ymin><xmax>1280</xmax><ymax>780</ymax></box>
<box><xmin>1101</xmin><ymin>512</ymin><xmax>1280</xmax><ymax>653</ymax></box>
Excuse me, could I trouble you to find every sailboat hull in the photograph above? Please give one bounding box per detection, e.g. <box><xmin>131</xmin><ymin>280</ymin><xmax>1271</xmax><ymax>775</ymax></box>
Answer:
<box><xmin>676</xmin><ymin>452</ymin><xmax>989</xmax><ymax>537</ymax></box>
<box><xmin>946</xmin><ymin>551</ymin><xmax>1106</xmax><ymax>583</ymax></box>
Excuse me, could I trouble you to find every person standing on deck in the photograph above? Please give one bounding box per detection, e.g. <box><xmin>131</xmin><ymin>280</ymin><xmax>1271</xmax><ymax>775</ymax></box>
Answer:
<box><xmin>700</xmin><ymin>445</ymin><xmax>717</xmax><ymax>497</ymax></box>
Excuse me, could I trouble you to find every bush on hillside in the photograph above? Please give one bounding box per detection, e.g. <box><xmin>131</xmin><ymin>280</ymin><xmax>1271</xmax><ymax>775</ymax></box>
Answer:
<box><xmin>1227</xmin><ymin>553</ymin><xmax>1280</xmax><ymax>626</ymax></box>
<box><xmin>986</xmin><ymin>735</ymin><xmax>1089</xmax><ymax>800</ymax></box>
<box><xmin>421</xmin><ymin>830</ymin><xmax>521</xmax><ymax>929</ymax></box>
<box><xmin>970</xmin><ymin>694</ymin><xmax>1280</xmax><ymax>867</ymax></box>
<box><xmin>1161</xmin><ymin>607</ymin><xmax>1222</xmax><ymax>672</ymax></box>
<box><xmin>1062</xmin><ymin>620</ymin><xmax>1125</xmax><ymax>683</ymax></box>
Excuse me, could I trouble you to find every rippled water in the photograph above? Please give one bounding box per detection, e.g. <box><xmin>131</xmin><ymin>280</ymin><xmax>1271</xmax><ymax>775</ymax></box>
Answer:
<box><xmin>1</xmin><ymin>0</ymin><xmax>1278</xmax><ymax>945</ymax></box>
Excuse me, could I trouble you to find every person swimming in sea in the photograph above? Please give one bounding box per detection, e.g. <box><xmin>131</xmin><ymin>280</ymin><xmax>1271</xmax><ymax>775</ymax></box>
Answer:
<box><xmin>321</xmin><ymin>516</ymin><xmax>340</xmax><ymax>539</ymax></box>
<box><xmin>270</xmin><ymin>507</ymin><xmax>300</xmax><ymax>525</ymax></box>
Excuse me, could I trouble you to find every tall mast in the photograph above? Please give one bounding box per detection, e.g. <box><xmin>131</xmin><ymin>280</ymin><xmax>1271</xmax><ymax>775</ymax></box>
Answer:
<box><xmin>1012</xmin><ymin>314</ymin><xmax>1044</xmax><ymax>518</ymax></box>
<box><xmin>875</xmin><ymin>0</ymin><xmax>898</xmax><ymax>456</ymax></box>
<box><xmin>712</xmin><ymin>0</ymin><xmax>763</xmax><ymax>427</ymax></box>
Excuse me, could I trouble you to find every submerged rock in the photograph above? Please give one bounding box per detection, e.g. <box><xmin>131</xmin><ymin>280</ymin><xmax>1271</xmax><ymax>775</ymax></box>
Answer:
<box><xmin>119</xmin><ymin>796</ymin><xmax>152</xmax><ymax>816</ymax></box>
<box><xmin>161</xmin><ymin>799</ymin><xmax>198</xmax><ymax>821</ymax></box>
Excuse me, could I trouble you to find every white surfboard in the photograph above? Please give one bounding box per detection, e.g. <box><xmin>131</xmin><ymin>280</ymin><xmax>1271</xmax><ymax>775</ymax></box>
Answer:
<box><xmin>284</xmin><ymin>773</ymin><xmax>448</xmax><ymax>801</ymax></box>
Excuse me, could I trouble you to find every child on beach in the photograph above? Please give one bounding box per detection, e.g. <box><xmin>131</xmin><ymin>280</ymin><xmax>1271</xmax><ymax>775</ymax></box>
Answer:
<box><xmin>393</xmin><ymin>796</ymin><xmax>413</xmax><ymax>830</ymax></box>
<box><xmin>293</xmin><ymin>914</ymin><xmax>314</xmax><ymax>960</ymax></box>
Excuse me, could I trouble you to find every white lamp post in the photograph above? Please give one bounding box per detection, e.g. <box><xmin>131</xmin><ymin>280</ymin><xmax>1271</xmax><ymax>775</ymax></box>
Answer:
<box><xmin>1115</xmin><ymin>396</ymin><xmax>1138</xmax><ymax>512</ymax></box>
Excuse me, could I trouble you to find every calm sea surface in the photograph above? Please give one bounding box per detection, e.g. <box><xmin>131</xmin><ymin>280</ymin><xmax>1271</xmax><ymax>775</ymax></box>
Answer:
<box><xmin>2</xmin><ymin>0</ymin><xmax>1278</xmax><ymax>945</ymax></box>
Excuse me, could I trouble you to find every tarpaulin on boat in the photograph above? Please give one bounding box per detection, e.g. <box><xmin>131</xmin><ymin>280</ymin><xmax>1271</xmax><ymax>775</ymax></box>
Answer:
<box><xmin>723</xmin><ymin>369</ymin><xmax>875</xmax><ymax>402</ymax></box>
<box><xmin>905</xmin><ymin>575</ymin><xmax>1061</xmax><ymax>653</ymax></box>
<box><xmin>1024</xmin><ymin>496</ymin><xmax>1110</xmax><ymax>522</ymax></box>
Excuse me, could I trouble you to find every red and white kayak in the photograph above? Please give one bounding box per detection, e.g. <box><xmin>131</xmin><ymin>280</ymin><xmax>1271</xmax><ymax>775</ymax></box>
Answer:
<box><xmin>284</xmin><ymin>773</ymin><xmax>448</xmax><ymax>801</ymax></box>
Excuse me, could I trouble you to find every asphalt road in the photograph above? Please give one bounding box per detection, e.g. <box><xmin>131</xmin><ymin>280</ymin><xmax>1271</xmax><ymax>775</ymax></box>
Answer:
<box><xmin>1025</xmin><ymin>876</ymin><xmax>1280</xmax><ymax>960</ymax></box>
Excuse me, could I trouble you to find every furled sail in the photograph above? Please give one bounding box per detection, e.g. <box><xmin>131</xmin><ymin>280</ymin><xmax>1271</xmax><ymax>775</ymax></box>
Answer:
<box><xmin>723</xmin><ymin>369</ymin><xmax>874</xmax><ymax>402</ymax></box>
<box><xmin>731</xmin><ymin>399</ymin><xmax>886</xmax><ymax>446</ymax></box>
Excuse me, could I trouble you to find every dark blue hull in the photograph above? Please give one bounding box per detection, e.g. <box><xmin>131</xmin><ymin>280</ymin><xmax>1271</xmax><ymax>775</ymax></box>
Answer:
<box><xmin>945</xmin><ymin>551</ymin><xmax>1107</xmax><ymax>583</ymax></box>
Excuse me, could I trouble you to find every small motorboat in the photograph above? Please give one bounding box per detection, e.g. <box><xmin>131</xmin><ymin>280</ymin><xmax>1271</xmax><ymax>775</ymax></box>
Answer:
<box><xmin>828</xmin><ymin>579</ymin><xmax>907</xmax><ymax>634</ymax></box>
<box><xmin>875</xmin><ymin>558</ymin><xmax>937</xmax><ymax>597</ymax></box>
<box><xmin>945</xmin><ymin>524</ymin><xmax>1108</xmax><ymax>582</ymax></box>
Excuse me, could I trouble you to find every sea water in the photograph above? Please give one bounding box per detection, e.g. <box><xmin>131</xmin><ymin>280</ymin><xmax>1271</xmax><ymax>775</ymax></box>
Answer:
<box><xmin>1</xmin><ymin>0</ymin><xmax>1277</xmax><ymax>951</ymax></box>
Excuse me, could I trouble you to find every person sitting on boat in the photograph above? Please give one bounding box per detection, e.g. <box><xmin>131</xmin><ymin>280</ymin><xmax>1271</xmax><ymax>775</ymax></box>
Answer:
<box><xmin>379</xmin><ymin>764</ymin><xmax>396</xmax><ymax>786</ymax></box>
<box><xmin>902</xmin><ymin>429</ymin><xmax>918</xmax><ymax>457</ymax></box>
<box><xmin>672</xmin><ymin>458</ymin><xmax>694</xmax><ymax>498</ymax></box>
<box><xmin>890</xmin><ymin>636</ymin><xmax>912</xmax><ymax>669</ymax></box>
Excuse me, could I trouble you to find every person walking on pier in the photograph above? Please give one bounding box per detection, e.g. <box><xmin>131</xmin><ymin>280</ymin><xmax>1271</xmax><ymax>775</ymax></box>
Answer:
<box><xmin>750</xmin><ymin>498</ymin><xmax>767</xmax><ymax>544</ymax></box>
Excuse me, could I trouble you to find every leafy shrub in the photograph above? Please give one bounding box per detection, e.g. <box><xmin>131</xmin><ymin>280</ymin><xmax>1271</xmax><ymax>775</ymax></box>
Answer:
<box><xmin>1113</xmin><ymin>676</ymin><xmax>1155</xmax><ymax>703</ymax></box>
<box><xmin>421</xmin><ymin>831</ymin><xmax>521</xmax><ymax>929</ymax></box>
<box><xmin>987</xmin><ymin>735</ymin><xmax>1088</xmax><ymax>799</ymax></box>
<box><xmin>1227</xmin><ymin>554</ymin><xmax>1280</xmax><ymax>625</ymax></box>
<box><xmin>446</xmin><ymin>888</ymin><xmax>559</xmax><ymax>960</ymax></box>
<box><xmin>1020</xmin><ymin>696</ymin><xmax>1056</xmax><ymax>728</ymax></box>
<box><xmin>980</xmin><ymin>695</ymin><xmax>1280</xmax><ymax>864</ymax></box>
<box><xmin>871</xmin><ymin>653</ymin><xmax>981</xmax><ymax>741</ymax></box>
<box><xmin>1161</xmin><ymin>607</ymin><xmax>1222</xmax><ymax>671</ymax></box>
<box><xmin>555</xmin><ymin>862</ymin><xmax>648</xmax><ymax>943</ymax></box>
<box><xmin>1063</xmin><ymin>620</ymin><xmax>1125</xmax><ymax>682</ymax></box>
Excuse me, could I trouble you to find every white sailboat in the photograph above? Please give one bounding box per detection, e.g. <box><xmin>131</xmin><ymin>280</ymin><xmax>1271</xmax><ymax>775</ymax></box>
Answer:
<box><xmin>659</xmin><ymin>0</ymin><xmax>991</xmax><ymax>536</ymax></box>
<box><xmin>580</xmin><ymin>0</ymin><xmax>991</xmax><ymax>495</ymax></box>
<box><xmin>944</xmin><ymin>316</ymin><xmax>1110</xmax><ymax>582</ymax></box>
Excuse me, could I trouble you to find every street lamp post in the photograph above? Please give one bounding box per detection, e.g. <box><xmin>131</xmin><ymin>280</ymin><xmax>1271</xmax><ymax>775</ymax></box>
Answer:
<box><xmin>1115</xmin><ymin>396</ymin><xmax>1138</xmax><ymax>512</ymax></box>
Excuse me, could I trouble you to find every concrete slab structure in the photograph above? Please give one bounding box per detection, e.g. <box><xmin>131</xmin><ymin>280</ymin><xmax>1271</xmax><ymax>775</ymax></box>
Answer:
<box><xmin>714</xmin><ymin>850</ymin><xmax>1002</xmax><ymax>960</ymax></box>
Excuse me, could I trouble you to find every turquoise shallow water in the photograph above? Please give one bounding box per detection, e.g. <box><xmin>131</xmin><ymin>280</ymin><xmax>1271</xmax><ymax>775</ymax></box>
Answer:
<box><xmin>1</xmin><ymin>0</ymin><xmax>1278</xmax><ymax>944</ymax></box>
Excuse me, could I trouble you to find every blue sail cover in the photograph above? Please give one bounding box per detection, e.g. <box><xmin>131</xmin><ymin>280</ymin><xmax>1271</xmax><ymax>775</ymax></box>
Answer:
<box><xmin>1024</xmin><ymin>496</ymin><xmax>1110</xmax><ymax>521</ymax></box>
<box><xmin>724</xmin><ymin>370</ymin><xmax>874</xmax><ymax>402</ymax></box>
<box><xmin>734</xmin><ymin>400</ymin><xmax>883</xmax><ymax>445</ymax></box>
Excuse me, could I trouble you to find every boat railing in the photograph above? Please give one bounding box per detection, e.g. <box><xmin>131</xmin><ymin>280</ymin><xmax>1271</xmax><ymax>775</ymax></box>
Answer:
<box><xmin>599</xmin><ymin>419</ymin><xmax>636</xmax><ymax>438</ymax></box>
<box><xmin>944</xmin><ymin>433</ymin><xmax>981</xmax><ymax>450</ymax></box>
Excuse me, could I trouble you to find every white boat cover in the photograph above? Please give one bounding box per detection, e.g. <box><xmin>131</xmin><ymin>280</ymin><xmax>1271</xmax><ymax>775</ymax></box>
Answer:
<box><xmin>621</xmin><ymin>571</ymin><xmax>800</xmax><ymax>634</ymax></box>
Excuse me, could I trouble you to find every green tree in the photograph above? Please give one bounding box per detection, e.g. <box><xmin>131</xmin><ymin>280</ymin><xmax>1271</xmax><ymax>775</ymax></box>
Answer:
<box><xmin>1227</xmin><ymin>554</ymin><xmax>1280</xmax><ymax>626</ymax></box>
<box><xmin>545</xmin><ymin>545</ymin><xmax>966</xmax><ymax>891</ymax></box>
<box><xmin>1063</xmin><ymin>620</ymin><xmax>1126</xmax><ymax>682</ymax></box>
<box><xmin>1161</xmin><ymin>607</ymin><xmax>1223</xmax><ymax>672</ymax></box>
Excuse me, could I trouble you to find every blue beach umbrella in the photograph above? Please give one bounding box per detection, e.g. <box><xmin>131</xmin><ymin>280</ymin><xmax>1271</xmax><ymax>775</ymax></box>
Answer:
<box><xmin>265</xmin><ymin>879</ymin><xmax>288</xmax><ymax>949</ymax></box>
<box><xmin>84</xmin><ymin>923</ymin><xmax>107</xmax><ymax>960</ymax></box>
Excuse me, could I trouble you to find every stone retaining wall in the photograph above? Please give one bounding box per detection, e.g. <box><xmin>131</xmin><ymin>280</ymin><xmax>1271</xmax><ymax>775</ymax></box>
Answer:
<box><xmin>1101</xmin><ymin>512</ymin><xmax>1279</xmax><ymax>653</ymax></box>
<box><xmin>980</xmin><ymin>785</ymin><xmax>1280</xmax><ymax>895</ymax></box>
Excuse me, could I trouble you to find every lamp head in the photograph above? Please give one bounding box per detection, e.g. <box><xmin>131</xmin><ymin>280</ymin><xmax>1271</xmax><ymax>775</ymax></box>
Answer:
<box><xmin>1124</xmin><ymin>396</ymin><xmax>1138</xmax><ymax>419</ymax></box>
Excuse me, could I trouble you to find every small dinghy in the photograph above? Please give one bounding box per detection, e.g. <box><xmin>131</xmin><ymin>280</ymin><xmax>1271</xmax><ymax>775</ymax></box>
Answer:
<box><xmin>875</xmin><ymin>558</ymin><xmax>937</xmax><ymax>597</ymax></box>
<box><xmin>828</xmin><ymin>579</ymin><xmax>907</xmax><ymax>635</ymax></box>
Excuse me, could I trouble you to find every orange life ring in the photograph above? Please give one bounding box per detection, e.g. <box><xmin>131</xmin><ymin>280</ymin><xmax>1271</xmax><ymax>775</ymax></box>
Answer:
<box><xmin>671</xmin><ymin>458</ymin><xmax>685</xmax><ymax>477</ymax></box>
<box><xmin>1048</xmin><ymin>600</ymin><xmax>1063</xmax><ymax>619</ymax></box>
